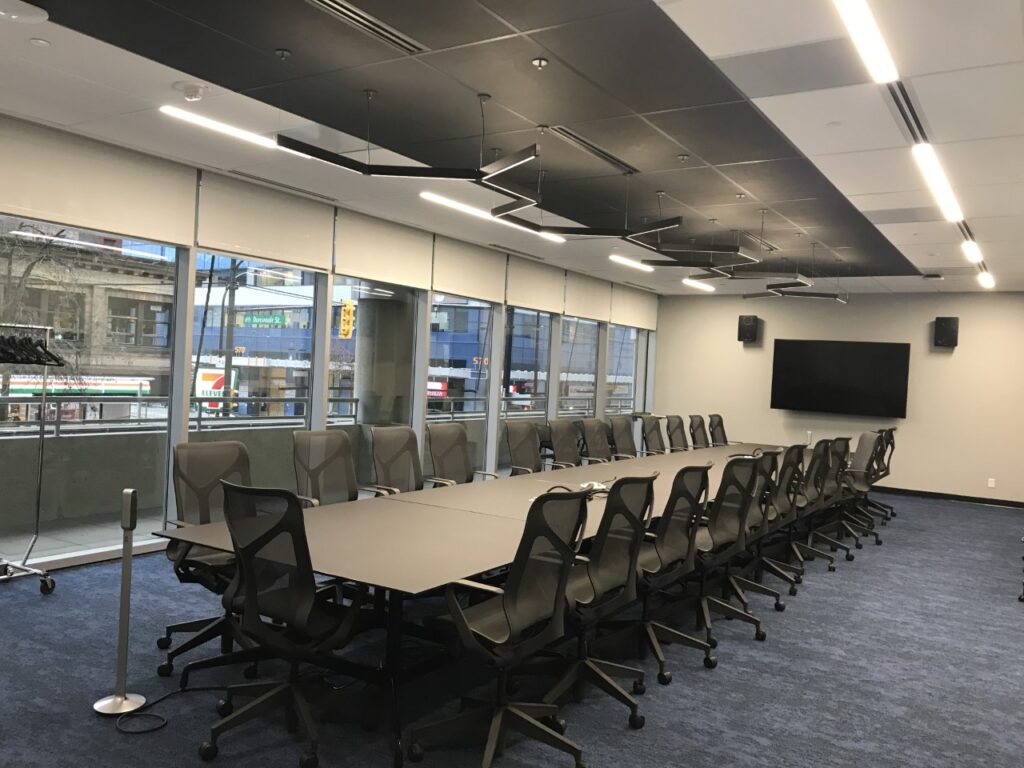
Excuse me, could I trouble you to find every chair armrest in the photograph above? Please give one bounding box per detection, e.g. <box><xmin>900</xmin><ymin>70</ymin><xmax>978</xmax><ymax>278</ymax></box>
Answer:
<box><xmin>611</xmin><ymin>453</ymin><xmax>634</xmax><ymax>461</ymax></box>
<box><xmin>644</xmin><ymin>531</ymin><xmax>657</xmax><ymax>541</ymax></box>
<box><xmin>509</xmin><ymin>466</ymin><xmax>534</xmax><ymax>475</ymax></box>
<box><xmin>574</xmin><ymin>554</ymin><xmax>591</xmax><ymax>563</ymax></box>
<box><xmin>668</xmin><ymin>447</ymin><xmax>689</xmax><ymax>453</ymax></box>
<box><xmin>297</xmin><ymin>495</ymin><xmax>319</xmax><ymax>508</ymax></box>
<box><xmin>582</xmin><ymin>456</ymin><xmax>609</xmax><ymax>464</ymax></box>
<box><xmin>636</xmin><ymin>449</ymin><xmax>660</xmax><ymax>456</ymax></box>
<box><xmin>550</xmin><ymin>461</ymin><xmax>575</xmax><ymax>469</ymax></box>
<box><xmin>452</xmin><ymin>578</ymin><xmax>504</xmax><ymax>595</ymax></box>
<box><xmin>358</xmin><ymin>485</ymin><xmax>390</xmax><ymax>498</ymax></box>
<box><xmin>473</xmin><ymin>470</ymin><xmax>499</xmax><ymax>480</ymax></box>
<box><xmin>373</xmin><ymin>484</ymin><xmax>401</xmax><ymax>495</ymax></box>
<box><xmin>426</xmin><ymin>476</ymin><xmax>458</xmax><ymax>487</ymax></box>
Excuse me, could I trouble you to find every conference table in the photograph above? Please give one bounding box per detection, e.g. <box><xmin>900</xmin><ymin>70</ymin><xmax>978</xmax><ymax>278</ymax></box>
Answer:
<box><xmin>157</xmin><ymin>441</ymin><xmax>773</xmax><ymax>765</ymax></box>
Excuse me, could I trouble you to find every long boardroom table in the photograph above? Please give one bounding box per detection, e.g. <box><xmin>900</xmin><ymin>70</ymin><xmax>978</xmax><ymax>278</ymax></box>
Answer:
<box><xmin>157</xmin><ymin>442</ymin><xmax>773</xmax><ymax>765</ymax></box>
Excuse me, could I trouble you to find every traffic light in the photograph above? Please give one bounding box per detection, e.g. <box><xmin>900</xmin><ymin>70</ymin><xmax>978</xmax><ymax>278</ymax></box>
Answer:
<box><xmin>339</xmin><ymin>300</ymin><xmax>355</xmax><ymax>339</ymax></box>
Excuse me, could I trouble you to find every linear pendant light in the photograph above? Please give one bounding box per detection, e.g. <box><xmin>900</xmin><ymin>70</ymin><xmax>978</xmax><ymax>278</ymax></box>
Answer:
<box><xmin>159</xmin><ymin>105</ymin><xmax>278</xmax><ymax>149</ymax></box>
<box><xmin>961</xmin><ymin>240</ymin><xmax>983</xmax><ymax>264</ymax></box>
<box><xmin>911</xmin><ymin>143</ymin><xmax>963</xmax><ymax>222</ymax></box>
<box><xmin>682</xmin><ymin>277</ymin><xmax>715</xmax><ymax>292</ymax></box>
<box><xmin>832</xmin><ymin>0</ymin><xmax>899</xmax><ymax>83</ymax></box>
<box><xmin>419</xmin><ymin>191</ymin><xmax>565</xmax><ymax>244</ymax></box>
<box><xmin>609</xmin><ymin>254</ymin><xmax>654</xmax><ymax>272</ymax></box>
<box><xmin>977</xmin><ymin>271</ymin><xmax>995</xmax><ymax>289</ymax></box>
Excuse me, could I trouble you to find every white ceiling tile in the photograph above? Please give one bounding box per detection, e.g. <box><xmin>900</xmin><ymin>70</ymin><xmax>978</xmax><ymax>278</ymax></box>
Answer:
<box><xmin>847</xmin><ymin>189</ymin><xmax>936</xmax><ymax>211</ymax></box>
<box><xmin>657</xmin><ymin>0</ymin><xmax>846</xmax><ymax>59</ymax></box>
<box><xmin>895</xmin><ymin>241</ymin><xmax>966</xmax><ymax>267</ymax></box>
<box><xmin>969</xmin><ymin>215</ymin><xmax>1020</xmax><ymax>242</ymax></box>
<box><xmin>974</xmin><ymin>240</ymin><xmax>1024</xmax><ymax>269</ymax></box>
<box><xmin>875</xmin><ymin>220</ymin><xmax>962</xmax><ymax>245</ymax></box>
<box><xmin>937</xmin><ymin>136</ymin><xmax>1024</xmax><ymax>187</ymax></box>
<box><xmin>957</xmin><ymin>183</ymin><xmax>1024</xmax><ymax>218</ymax></box>
<box><xmin>812</xmin><ymin>147</ymin><xmax>922</xmax><ymax>196</ymax></box>
<box><xmin>753</xmin><ymin>83</ymin><xmax>907</xmax><ymax>156</ymax></box>
<box><xmin>910</xmin><ymin>62</ymin><xmax>1024</xmax><ymax>143</ymax></box>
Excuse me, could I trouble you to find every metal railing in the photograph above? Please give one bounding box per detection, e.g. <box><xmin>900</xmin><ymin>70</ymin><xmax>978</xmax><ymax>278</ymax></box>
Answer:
<box><xmin>426</xmin><ymin>396</ymin><xmax>488</xmax><ymax>422</ymax></box>
<box><xmin>557</xmin><ymin>395</ymin><xmax>596</xmax><ymax>418</ymax></box>
<box><xmin>189</xmin><ymin>395</ymin><xmax>310</xmax><ymax>432</ymax></box>
<box><xmin>326</xmin><ymin>397</ymin><xmax>359</xmax><ymax>426</ymax></box>
<box><xmin>0</xmin><ymin>395</ymin><xmax>171</xmax><ymax>438</ymax></box>
<box><xmin>500</xmin><ymin>395</ymin><xmax>547</xmax><ymax>420</ymax></box>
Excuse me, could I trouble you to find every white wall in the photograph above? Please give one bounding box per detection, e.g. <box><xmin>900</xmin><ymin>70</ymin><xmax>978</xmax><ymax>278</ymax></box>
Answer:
<box><xmin>655</xmin><ymin>293</ymin><xmax>1024</xmax><ymax>502</ymax></box>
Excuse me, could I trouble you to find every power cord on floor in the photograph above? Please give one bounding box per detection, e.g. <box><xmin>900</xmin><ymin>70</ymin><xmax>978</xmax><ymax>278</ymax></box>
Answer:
<box><xmin>115</xmin><ymin>686</ymin><xmax>227</xmax><ymax>735</ymax></box>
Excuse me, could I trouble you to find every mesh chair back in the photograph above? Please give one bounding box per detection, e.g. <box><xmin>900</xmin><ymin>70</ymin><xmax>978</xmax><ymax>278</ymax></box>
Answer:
<box><xmin>652</xmin><ymin>465</ymin><xmax>710</xmax><ymax>569</ymax></box>
<box><xmin>852</xmin><ymin>432</ymin><xmax>880</xmax><ymax>477</ymax></box>
<box><xmin>581</xmin><ymin>418</ymin><xmax>613</xmax><ymax>461</ymax></box>
<box><xmin>583</xmin><ymin>475</ymin><xmax>655</xmax><ymax>600</ymax></box>
<box><xmin>822</xmin><ymin>437</ymin><xmax>850</xmax><ymax>500</ymax></box>
<box><xmin>642</xmin><ymin>415</ymin><xmax>667</xmax><ymax>454</ymax></box>
<box><xmin>609</xmin><ymin>416</ymin><xmax>638</xmax><ymax>457</ymax></box>
<box><xmin>427</xmin><ymin>423</ymin><xmax>473</xmax><ymax>484</ymax></box>
<box><xmin>689</xmin><ymin>415</ymin><xmax>710</xmax><ymax>448</ymax></box>
<box><xmin>549</xmin><ymin>419</ymin><xmax>583</xmax><ymax>466</ymax></box>
<box><xmin>709</xmin><ymin>414</ymin><xmax>728</xmax><ymax>446</ymax></box>
<box><xmin>801</xmin><ymin>439</ymin><xmax>832</xmax><ymax>507</ymax></box>
<box><xmin>293</xmin><ymin>430</ymin><xmax>358</xmax><ymax>505</ymax></box>
<box><xmin>770</xmin><ymin>444</ymin><xmax>804</xmax><ymax>522</ymax></box>
<box><xmin>506</xmin><ymin>421</ymin><xmax>543</xmax><ymax>474</ymax></box>
<box><xmin>501</xmin><ymin>490</ymin><xmax>588</xmax><ymax>640</ymax></box>
<box><xmin>371</xmin><ymin>426</ymin><xmax>423</xmax><ymax>493</ymax></box>
<box><xmin>705</xmin><ymin>455</ymin><xmax>759</xmax><ymax>549</ymax></box>
<box><xmin>172</xmin><ymin>441</ymin><xmax>252</xmax><ymax>525</ymax></box>
<box><xmin>747</xmin><ymin>450</ymin><xmax>780</xmax><ymax>532</ymax></box>
<box><xmin>665</xmin><ymin>415</ymin><xmax>689</xmax><ymax>451</ymax></box>
<box><xmin>879</xmin><ymin>428</ymin><xmax>896</xmax><ymax>477</ymax></box>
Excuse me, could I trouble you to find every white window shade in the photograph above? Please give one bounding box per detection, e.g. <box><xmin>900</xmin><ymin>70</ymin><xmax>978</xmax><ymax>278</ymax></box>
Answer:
<box><xmin>565</xmin><ymin>271</ymin><xmax>612</xmax><ymax>322</ymax></box>
<box><xmin>506</xmin><ymin>256</ymin><xmax>565</xmax><ymax>313</ymax></box>
<box><xmin>611</xmin><ymin>284</ymin><xmax>658</xmax><ymax>330</ymax></box>
<box><xmin>433</xmin><ymin>237</ymin><xmax>506</xmax><ymax>303</ymax></box>
<box><xmin>334</xmin><ymin>209</ymin><xmax>433</xmax><ymax>289</ymax></box>
<box><xmin>197</xmin><ymin>173</ymin><xmax>333</xmax><ymax>270</ymax></box>
<box><xmin>0</xmin><ymin>115</ymin><xmax>196</xmax><ymax>245</ymax></box>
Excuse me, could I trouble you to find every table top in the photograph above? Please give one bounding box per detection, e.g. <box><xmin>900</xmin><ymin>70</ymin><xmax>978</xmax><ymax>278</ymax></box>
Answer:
<box><xmin>156</xmin><ymin>442</ymin><xmax>775</xmax><ymax>595</ymax></box>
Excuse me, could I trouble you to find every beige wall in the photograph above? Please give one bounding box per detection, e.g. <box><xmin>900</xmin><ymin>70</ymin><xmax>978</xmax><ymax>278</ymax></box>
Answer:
<box><xmin>654</xmin><ymin>292</ymin><xmax>1024</xmax><ymax>502</ymax></box>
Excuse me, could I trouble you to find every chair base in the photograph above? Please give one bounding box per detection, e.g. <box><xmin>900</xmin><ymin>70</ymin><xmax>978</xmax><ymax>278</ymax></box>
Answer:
<box><xmin>644</xmin><ymin>620</ymin><xmax>716</xmax><ymax>682</ymax></box>
<box><xmin>702</xmin><ymin>595</ymin><xmax>765</xmax><ymax>646</ymax></box>
<box><xmin>543</xmin><ymin>655</ymin><xmax>646</xmax><ymax>730</ymax></box>
<box><xmin>157</xmin><ymin>614</ymin><xmax>235</xmax><ymax>677</ymax></box>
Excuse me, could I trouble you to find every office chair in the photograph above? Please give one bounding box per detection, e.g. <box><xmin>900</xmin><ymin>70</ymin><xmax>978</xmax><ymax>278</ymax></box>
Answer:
<box><xmin>199</xmin><ymin>482</ymin><xmax>369</xmax><ymax>768</ymax></box>
<box><xmin>642</xmin><ymin>415</ymin><xmax>676</xmax><ymax>455</ymax></box>
<box><xmin>608</xmin><ymin>415</ymin><xmax>656</xmax><ymax>458</ymax></box>
<box><xmin>408</xmin><ymin>491</ymin><xmax>589</xmax><ymax>768</ymax></box>
<box><xmin>370</xmin><ymin>425</ymin><xmax>454</xmax><ymax>493</ymax></box>
<box><xmin>840</xmin><ymin>432</ymin><xmax>887</xmax><ymax>544</ymax></box>
<box><xmin>689</xmin><ymin>415</ymin><xmax>710</xmax><ymax>449</ymax></box>
<box><xmin>293</xmin><ymin>430</ymin><xmax>388</xmax><ymax>504</ymax></box>
<box><xmin>427</xmin><ymin>422</ymin><xmax>498</xmax><ymax>484</ymax></box>
<box><xmin>581</xmin><ymin>418</ymin><xmax>631</xmax><ymax>462</ymax></box>
<box><xmin>664</xmin><ymin>415</ymin><xmax>690</xmax><ymax>451</ymax></box>
<box><xmin>157</xmin><ymin>441</ymin><xmax>251</xmax><ymax>677</ymax></box>
<box><xmin>849</xmin><ymin>431</ymin><xmax>891</xmax><ymax>526</ymax></box>
<box><xmin>549</xmin><ymin>419</ymin><xmax>600</xmax><ymax>467</ymax></box>
<box><xmin>542</xmin><ymin>475</ymin><xmax>656</xmax><ymax>730</ymax></box>
<box><xmin>636</xmin><ymin>464</ymin><xmax>717</xmax><ymax>683</ymax></box>
<box><xmin>708</xmin><ymin>414</ymin><xmax>731</xmax><ymax>446</ymax></box>
<box><xmin>790</xmin><ymin>439</ymin><xmax>842</xmax><ymax>572</ymax></box>
<box><xmin>864</xmin><ymin>428</ymin><xmax>896</xmax><ymax>520</ymax></box>
<box><xmin>756</xmin><ymin>444</ymin><xmax>809</xmax><ymax>593</ymax></box>
<box><xmin>505</xmin><ymin>421</ymin><xmax>544</xmax><ymax>475</ymax></box>
<box><xmin>807</xmin><ymin>437</ymin><xmax>859</xmax><ymax>556</ymax></box>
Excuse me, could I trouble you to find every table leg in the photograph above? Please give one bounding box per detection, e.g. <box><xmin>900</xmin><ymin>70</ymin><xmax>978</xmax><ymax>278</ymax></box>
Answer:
<box><xmin>386</xmin><ymin>589</ymin><xmax>405</xmax><ymax>767</ymax></box>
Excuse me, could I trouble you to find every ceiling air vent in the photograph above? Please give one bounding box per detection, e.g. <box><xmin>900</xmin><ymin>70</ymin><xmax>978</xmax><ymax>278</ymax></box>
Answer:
<box><xmin>228</xmin><ymin>170</ymin><xmax>337</xmax><ymax>203</ymax></box>
<box><xmin>304</xmin><ymin>0</ymin><xmax>428</xmax><ymax>54</ymax></box>
<box><xmin>550</xmin><ymin>126</ymin><xmax>640</xmax><ymax>175</ymax></box>
<box><xmin>491</xmin><ymin>244</ymin><xmax>545</xmax><ymax>262</ymax></box>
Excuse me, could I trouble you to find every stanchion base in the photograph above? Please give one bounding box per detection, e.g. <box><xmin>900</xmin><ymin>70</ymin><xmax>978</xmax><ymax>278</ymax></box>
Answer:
<box><xmin>93</xmin><ymin>693</ymin><xmax>146</xmax><ymax>715</ymax></box>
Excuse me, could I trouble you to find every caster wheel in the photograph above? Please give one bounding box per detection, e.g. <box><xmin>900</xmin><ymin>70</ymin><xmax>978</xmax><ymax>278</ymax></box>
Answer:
<box><xmin>299</xmin><ymin>753</ymin><xmax>319</xmax><ymax>768</ymax></box>
<box><xmin>628</xmin><ymin>712</ymin><xmax>645</xmax><ymax>730</ymax></box>
<box><xmin>40</xmin><ymin>577</ymin><xmax>55</xmax><ymax>595</ymax></box>
<box><xmin>703</xmin><ymin>656</ymin><xmax>718</xmax><ymax>670</ymax></box>
<box><xmin>794</xmin><ymin>575</ymin><xmax>803</xmax><ymax>584</ymax></box>
<box><xmin>788</xmin><ymin>585</ymin><xmax>798</xmax><ymax>597</ymax></box>
<box><xmin>875</xmin><ymin>539</ymin><xmax>883</xmax><ymax>546</ymax></box>
<box><xmin>157</xmin><ymin>661</ymin><xmax>174</xmax><ymax>677</ymax></box>
<box><xmin>407</xmin><ymin>742</ymin><xmax>424</xmax><ymax>763</ymax></box>
<box><xmin>243</xmin><ymin>664</ymin><xmax>259</xmax><ymax>679</ymax></box>
<box><xmin>1018</xmin><ymin>595</ymin><xmax>1024</xmax><ymax>603</ymax></box>
<box><xmin>855</xmin><ymin>542</ymin><xmax>863</xmax><ymax>550</ymax></box>
<box><xmin>216</xmin><ymin>699</ymin><xmax>233</xmax><ymax>717</ymax></box>
<box><xmin>198</xmin><ymin>742</ymin><xmax>218</xmax><ymax>762</ymax></box>
<box><xmin>658</xmin><ymin>671</ymin><xmax>672</xmax><ymax>685</ymax></box>
<box><xmin>828</xmin><ymin>564</ymin><xmax>837</xmax><ymax>572</ymax></box>
<box><xmin>774</xmin><ymin>601</ymin><xmax>786</xmax><ymax>612</ymax></box>
<box><xmin>708</xmin><ymin>637</ymin><xmax>718</xmax><ymax>649</ymax></box>
<box><xmin>845</xmin><ymin>553</ymin><xmax>855</xmax><ymax>562</ymax></box>
<box><xmin>542</xmin><ymin>716</ymin><xmax>567</xmax><ymax>735</ymax></box>
<box><xmin>632</xmin><ymin>680</ymin><xmax>646</xmax><ymax>695</ymax></box>
<box><xmin>755</xmin><ymin>629</ymin><xmax>767</xmax><ymax>642</ymax></box>
<box><xmin>156</xmin><ymin>636</ymin><xmax>172</xmax><ymax>650</ymax></box>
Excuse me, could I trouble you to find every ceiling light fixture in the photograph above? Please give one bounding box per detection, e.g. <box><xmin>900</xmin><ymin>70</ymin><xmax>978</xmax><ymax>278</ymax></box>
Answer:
<box><xmin>419</xmin><ymin>191</ymin><xmax>565</xmax><ymax>244</ymax></box>
<box><xmin>609</xmin><ymin>254</ymin><xmax>654</xmax><ymax>273</ymax></box>
<box><xmin>911</xmin><ymin>143</ymin><xmax>963</xmax><ymax>222</ymax></box>
<box><xmin>977</xmin><ymin>271</ymin><xmax>995</xmax><ymax>289</ymax></box>
<box><xmin>832</xmin><ymin>0</ymin><xmax>899</xmax><ymax>83</ymax></box>
<box><xmin>159</xmin><ymin>105</ymin><xmax>276</xmax><ymax>148</ymax></box>
<box><xmin>0</xmin><ymin>0</ymin><xmax>48</xmax><ymax>23</ymax></box>
<box><xmin>29</xmin><ymin>37</ymin><xmax>49</xmax><ymax>47</ymax></box>
<box><xmin>682</xmin><ymin>277</ymin><xmax>715</xmax><ymax>293</ymax></box>
<box><xmin>961</xmin><ymin>240</ymin><xmax>983</xmax><ymax>264</ymax></box>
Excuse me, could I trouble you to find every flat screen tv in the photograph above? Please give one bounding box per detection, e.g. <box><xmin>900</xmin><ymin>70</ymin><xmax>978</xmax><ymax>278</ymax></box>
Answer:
<box><xmin>770</xmin><ymin>340</ymin><xmax>910</xmax><ymax>419</ymax></box>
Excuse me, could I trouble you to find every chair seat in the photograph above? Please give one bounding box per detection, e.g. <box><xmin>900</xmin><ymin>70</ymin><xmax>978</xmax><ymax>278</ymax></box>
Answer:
<box><xmin>638</xmin><ymin>542</ymin><xmax>663</xmax><ymax>574</ymax></box>
<box><xmin>695</xmin><ymin>526</ymin><xmax>714</xmax><ymax>553</ymax></box>
<box><xmin>566</xmin><ymin>564</ymin><xmax>596</xmax><ymax>605</ymax></box>
<box><xmin>186</xmin><ymin>548</ymin><xmax>236</xmax><ymax>570</ymax></box>
<box><xmin>459</xmin><ymin>595</ymin><xmax>512</xmax><ymax>646</ymax></box>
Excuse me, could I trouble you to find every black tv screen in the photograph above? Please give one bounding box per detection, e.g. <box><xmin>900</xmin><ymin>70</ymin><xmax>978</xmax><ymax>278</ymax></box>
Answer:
<box><xmin>770</xmin><ymin>340</ymin><xmax>910</xmax><ymax>418</ymax></box>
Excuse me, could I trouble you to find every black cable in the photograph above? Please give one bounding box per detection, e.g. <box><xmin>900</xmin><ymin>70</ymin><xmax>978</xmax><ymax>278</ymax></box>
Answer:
<box><xmin>115</xmin><ymin>685</ymin><xmax>227</xmax><ymax>735</ymax></box>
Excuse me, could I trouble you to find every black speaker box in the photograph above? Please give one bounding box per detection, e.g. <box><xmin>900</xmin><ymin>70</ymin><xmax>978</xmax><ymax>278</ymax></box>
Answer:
<box><xmin>934</xmin><ymin>317</ymin><xmax>959</xmax><ymax>348</ymax></box>
<box><xmin>738</xmin><ymin>315</ymin><xmax>759</xmax><ymax>343</ymax></box>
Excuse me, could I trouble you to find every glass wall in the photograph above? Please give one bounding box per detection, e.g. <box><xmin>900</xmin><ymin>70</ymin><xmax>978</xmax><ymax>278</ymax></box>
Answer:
<box><xmin>0</xmin><ymin>214</ymin><xmax>178</xmax><ymax>558</ymax></box>
<box><xmin>428</xmin><ymin>293</ymin><xmax>492</xmax><ymax>472</ymax></box>
<box><xmin>559</xmin><ymin>316</ymin><xmax>599</xmax><ymax>417</ymax></box>
<box><xmin>607</xmin><ymin>324</ymin><xmax>639</xmax><ymax>415</ymax></box>
<box><xmin>189</xmin><ymin>253</ymin><xmax>316</xmax><ymax>489</ymax></box>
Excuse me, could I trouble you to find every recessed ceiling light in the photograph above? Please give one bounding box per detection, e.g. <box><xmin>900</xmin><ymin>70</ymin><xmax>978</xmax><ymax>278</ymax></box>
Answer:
<box><xmin>609</xmin><ymin>254</ymin><xmax>654</xmax><ymax>272</ymax></box>
<box><xmin>29</xmin><ymin>36</ymin><xmax>49</xmax><ymax>46</ymax></box>
<box><xmin>0</xmin><ymin>0</ymin><xmax>48</xmax><ymax>23</ymax></box>
<box><xmin>531</xmin><ymin>57</ymin><xmax>549</xmax><ymax>70</ymax></box>
<box><xmin>274</xmin><ymin>48</ymin><xmax>292</xmax><ymax>61</ymax></box>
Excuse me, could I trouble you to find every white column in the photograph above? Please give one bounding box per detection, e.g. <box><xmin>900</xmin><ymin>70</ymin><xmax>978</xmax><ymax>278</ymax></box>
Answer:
<box><xmin>411</xmin><ymin>289</ymin><xmax>432</xmax><ymax>446</ymax></box>
<box><xmin>595</xmin><ymin>322</ymin><xmax>609</xmax><ymax>419</ymax></box>
<box><xmin>308</xmin><ymin>271</ymin><xmax>333</xmax><ymax>430</ymax></box>
<box><xmin>163</xmin><ymin>244</ymin><xmax>196</xmax><ymax>524</ymax></box>
<box><xmin>484</xmin><ymin>304</ymin><xmax>505</xmax><ymax>473</ymax></box>
<box><xmin>547</xmin><ymin>314</ymin><xmax>563</xmax><ymax>421</ymax></box>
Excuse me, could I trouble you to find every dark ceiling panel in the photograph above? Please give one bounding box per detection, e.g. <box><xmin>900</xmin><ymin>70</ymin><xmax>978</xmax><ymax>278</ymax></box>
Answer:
<box><xmin>477</xmin><ymin>0</ymin><xmax>637</xmax><ymax>31</ymax></box>
<box><xmin>646</xmin><ymin>101</ymin><xmax>799</xmax><ymax>165</ymax></box>
<box><xmin>719</xmin><ymin>158</ymin><xmax>837</xmax><ymax>203</ymax></box>
<box><xmin>422</xmin><ymin>36</ymin><xmax>631</xmax><ymax>125</ymax></box>
<box><xmin>347</xmin><ymin>0</ymin><xmax>514</xmax><ymax>49</ymax></box>
<box><xmin>644</xmin><ymin>167</ymin><xmax>747</xmax><ymax>208</ymax></box>
<box><xmin>531</xmin><ymin>6</ymin><xmax>740</xmax><ymax>113</ymax></box>
<box><xmin>562</xmin><ymin>115</ymin><xmax>707</xmax><ymax>173</ymax></box>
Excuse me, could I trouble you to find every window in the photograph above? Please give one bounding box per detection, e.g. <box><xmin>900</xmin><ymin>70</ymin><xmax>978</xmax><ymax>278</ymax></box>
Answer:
<box><xmin>559</xmin><ymin>316</ymin><xmax>599</xmax><ymax>417</ymax></box>
<box><xmin>606</xmin><ymin>324</ymin><xmax>639</xmax><ymax>415</ymax></box>
<box><xmin>107</xmin><ymin>296</ymin><xmax>172</xmax><ymax>347</ymax></box>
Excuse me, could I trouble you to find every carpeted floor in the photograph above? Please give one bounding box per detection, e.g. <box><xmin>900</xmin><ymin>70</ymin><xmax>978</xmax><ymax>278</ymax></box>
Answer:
<box><xmin>2</xmin><ymin>493</ymin><xmax>1023</xmax><ymax>768</ymax></box>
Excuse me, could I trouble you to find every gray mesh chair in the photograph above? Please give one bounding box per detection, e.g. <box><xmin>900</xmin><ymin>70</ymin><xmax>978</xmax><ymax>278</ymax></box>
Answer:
<box><xmin>808</xmin><ymin>437</ymin><xmax>860</xmax><ymax>556</ymax></box>
<box><xmin>506</xmin><ymin>421</ymin><xmax>544</xmax><ymax>475</ymax></box>
<box><xmin>371</xmin><ymin>426</ymin><xmax>453</xmax><ymax>494</ymax></box>
<box><xmin>757</xmin><ymin>444</ymin><xmax>809</xmax><ymax>591</ymax></box>
<box><xmin>427</xmin><ymin>423</ymin><xmax>498</xmax><ymax>484</ymax></box>
<box><xmin>609</xmin><ymin>415</ymin><xmax>656</xmax><ymax>457</ymax></box>
<box><xmin>842</xmin><ymin>431</ymin><xmax>887</xmax><ymax>541</ymax></box>
<box><xmin>157</xmin><ymin>441</ymin><xmax>251</xmax><ymax>677</ymax></box>
<box><xmin>408</xmin><ymin>491</ymin><xmax>589</xmax><ymax>768</ymax></box>
<box><xmin>689</xmin><ymin>415</ymin><xmax>711</xmax><ymax>449</ymax></box>
<box><xmin>665</xmin><ymin>415</ymin><xmax>690</xmax><ymax>451</ymax></box>
<box><xmin>199</xmin><ymin>482</ymin><xmax>369</xmax><ymax>767</ymax></box>
<box><xmin>863</xmin><ymin>428</ymin><xmax>896</xmax><ymax>520</ymax></box>
<box><xmin>581</xmin><ymin>418</ymin><xmax>631</xmax><ymax>462</ymax></box>
<box><xmin>636</xmin><ymin>464</ymin><xmax>718</xmax><ymax>684</ymax></box>
<box><xmin>549</xmin><ymin>419</ymin><xmax>596</xmax><ymax>467</ymax></box>
<box><xmin>791</xmin><ymin>439</ymin><xmax>841</xmax><ymax>572</ymax></box>
<box><xmin>708</xmin><ymin>414</ymin><xmax>731</xmax><ymax>446</ymax></box>
<box><xmin>293</xmin><ymin>430</ymin><xmax>388</xmax><ymax>505</ymax></box>
<box><xmin>542</xmin><ymin>475</ymin><xmax>657</xmax><ymax>730</ymax></box>
<box><xmin>642</xmin><ymin>415</ymin><xmax>676</xmax><ymax>455</ymax></box>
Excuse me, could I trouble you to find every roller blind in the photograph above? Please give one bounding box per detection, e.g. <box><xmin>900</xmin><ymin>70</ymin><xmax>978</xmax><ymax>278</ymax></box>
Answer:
<box><xmin>334</xmin><ymin>209</ymin><xmax>432</xmax><ymax>289</ymax></box>
<box><xmin>564</xmin><ymin>271</ymin><xmax>612</xmax><ymax>322</ymax></box>
<box><xmin>505</xmin><ymin>256</ymin><xmax>565</xmax><ymax>313</ymax></box>
<box><xmin>432</xmin><ymin>237</ymin><xmax>506</xmax><ymax>303</ymax></box>
<box><xmin>0</xmin><ymin>114</ymin><xmax>196</xmax><ymax>245</ymax></box>
<box><xmin>197</xmin><ymin>173</ymin><xmax>333</xmax><ymax>270</ymax></box>
<box><xmin>611</xmin><ymin>284</ymin><xmax>658</xmax><ymax>330</ymax></box>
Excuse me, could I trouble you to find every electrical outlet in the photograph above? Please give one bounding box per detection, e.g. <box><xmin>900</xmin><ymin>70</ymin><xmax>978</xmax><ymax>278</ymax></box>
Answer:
<box><xmin>988</xmin><ymin>478</ymin><xmax>996</xmax><ymax>488</ymax></box>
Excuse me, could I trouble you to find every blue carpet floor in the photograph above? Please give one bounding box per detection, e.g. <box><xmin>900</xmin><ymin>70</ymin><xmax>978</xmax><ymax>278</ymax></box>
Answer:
<box><xmin>2</xmin><ymin>493</ymin><xmax>1023</xmax><ymax>768</ymax></box>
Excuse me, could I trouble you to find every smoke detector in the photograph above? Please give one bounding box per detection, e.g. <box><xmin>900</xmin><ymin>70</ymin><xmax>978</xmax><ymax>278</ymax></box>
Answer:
<box><xmin>174</xmin><ymin>81</ymin><xmax>210</xmax><ymax>103</ymax></box>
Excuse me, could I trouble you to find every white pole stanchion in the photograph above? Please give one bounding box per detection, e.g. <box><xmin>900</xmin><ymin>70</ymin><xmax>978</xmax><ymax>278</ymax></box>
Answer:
<box><xmin>94</xmin><ymin>489</ymin><xmax>146</xmax><ymax>715</ymax></box>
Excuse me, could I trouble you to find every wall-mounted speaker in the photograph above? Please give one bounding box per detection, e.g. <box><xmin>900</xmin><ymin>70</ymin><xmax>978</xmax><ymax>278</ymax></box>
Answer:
<box><xmin>934</xmin><ymin>316</ymin><xmax>959</xmax><ymax>348</ymax></box>
<box><xmin>738</xmin><ymin>315</ymin><xmax>760</xmax><ymax>343</ymax></box>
